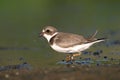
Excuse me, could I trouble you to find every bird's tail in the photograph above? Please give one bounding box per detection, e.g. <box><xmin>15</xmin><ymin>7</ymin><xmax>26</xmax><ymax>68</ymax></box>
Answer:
<box><xmin>93</xmin><ymin>38</ymin><xmax>106</xmax><ymax>43</ymax></box>
<box><xmin>85</xmin><ymin>38</ymin><xmax>106</xmax><ymax>47</ymax></box>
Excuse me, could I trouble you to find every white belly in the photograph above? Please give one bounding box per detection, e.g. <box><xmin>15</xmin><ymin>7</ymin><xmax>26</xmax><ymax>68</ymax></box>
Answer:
<box><xmin>50</xmin><ymin>40</ymin><xmax>104</xmax><ymax>53</ymax></box>
<box><xmin>50</xmin><ymin>43</ymin><xmax>93</xmax><ymax>53</ymax></box>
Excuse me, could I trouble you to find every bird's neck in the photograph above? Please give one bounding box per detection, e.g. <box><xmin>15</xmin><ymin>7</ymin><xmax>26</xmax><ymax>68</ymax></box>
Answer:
<box><xmin>44</xmin><ymin>32</ymin><xmax>58</xmax><ymax>42</ymax></box>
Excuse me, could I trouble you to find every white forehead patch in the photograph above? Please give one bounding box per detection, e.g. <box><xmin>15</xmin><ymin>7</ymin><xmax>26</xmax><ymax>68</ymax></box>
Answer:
<box><xmin>42</xmin><ymin>29</ymin><xmax>45</xmax><ymax>32</ymax></box>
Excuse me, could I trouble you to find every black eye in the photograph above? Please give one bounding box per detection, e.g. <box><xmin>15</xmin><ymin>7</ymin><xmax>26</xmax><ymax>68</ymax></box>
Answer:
<box><xmin>46</xmin><ymin>29</ymin><xmax>50</xmax><ymax>33</ymax></box>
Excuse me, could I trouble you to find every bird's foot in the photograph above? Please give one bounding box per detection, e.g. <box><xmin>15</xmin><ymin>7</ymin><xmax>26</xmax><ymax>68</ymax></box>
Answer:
<box><xmin>65</xmin><ymin>53</ymin><xmax>81</xmax><ymax>64</ymax></box>
<box><xmin>66</xmin><ymin>54</ymin><xmax>73</xmax><ymax>62</ymax></box>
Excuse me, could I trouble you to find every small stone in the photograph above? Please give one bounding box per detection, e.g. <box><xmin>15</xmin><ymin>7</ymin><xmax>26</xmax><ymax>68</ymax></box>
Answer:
<box><xmin>5</xmin><ymin>74</ymin><xmax>9</xmax><ymax>78</ymax></box>
<box><xmin>15</xmin><ymin>72</ymin><xmax>19</xmax><ymax>75</ymax></box>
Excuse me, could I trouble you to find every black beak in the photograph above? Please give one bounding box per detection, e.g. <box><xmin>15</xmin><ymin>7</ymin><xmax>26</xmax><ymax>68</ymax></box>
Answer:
<box><xmin>39</xmin><ymin>32</ymin><xmax>44</xmax><ymax>37</ymax></box>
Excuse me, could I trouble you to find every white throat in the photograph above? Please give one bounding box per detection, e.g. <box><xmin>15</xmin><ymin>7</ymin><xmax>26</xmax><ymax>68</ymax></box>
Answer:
<box><xmin>43</xmin><ymin>32</ymin><xmax>58</xmax><ymax>42</ymax></box>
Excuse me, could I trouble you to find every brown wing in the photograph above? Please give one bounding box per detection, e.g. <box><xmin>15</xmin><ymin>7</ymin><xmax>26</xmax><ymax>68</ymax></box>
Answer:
<box><xmin>53</xmin><ymin>32</ymin><xmax>88</xmax><ymax>48</ymax></box>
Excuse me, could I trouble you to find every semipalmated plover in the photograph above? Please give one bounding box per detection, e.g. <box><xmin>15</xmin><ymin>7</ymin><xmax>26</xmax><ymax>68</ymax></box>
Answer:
<box><xmin>39</xmin><ymin>26</ymin><xmax>105</xmax><ymax>62</ymax></box>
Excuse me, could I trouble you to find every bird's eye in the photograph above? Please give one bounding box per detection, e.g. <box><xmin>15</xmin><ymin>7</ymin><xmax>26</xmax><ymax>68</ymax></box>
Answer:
<box><xmin>46</xmin><ymin>30</ymin><xmax>50</xmax><ymax>33</ymax></box>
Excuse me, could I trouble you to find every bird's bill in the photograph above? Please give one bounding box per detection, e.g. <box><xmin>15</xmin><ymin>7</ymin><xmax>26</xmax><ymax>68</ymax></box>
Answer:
<box><xmin>39</xmin><ymin>32</ymin><xmax>44</xmax><ymax>37</ymax></box>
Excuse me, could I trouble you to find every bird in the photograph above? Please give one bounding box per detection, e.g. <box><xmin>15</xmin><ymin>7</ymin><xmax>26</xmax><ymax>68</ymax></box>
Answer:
<box><xmin>39</xmin><ymin>26</ymin><xmax>105</xmax><ymax>62</ymax></box>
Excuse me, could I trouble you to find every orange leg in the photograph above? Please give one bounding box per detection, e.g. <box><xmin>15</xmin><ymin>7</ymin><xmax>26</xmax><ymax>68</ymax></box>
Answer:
<box><xmin>73</xmin><ymin>53</ymin><xmax>81</xmax><ymax>57</ymax></box>
<box><xmin>65</xmin><ymin>52</ymin><xmax>81</xmax><ymax>62</ymax></box>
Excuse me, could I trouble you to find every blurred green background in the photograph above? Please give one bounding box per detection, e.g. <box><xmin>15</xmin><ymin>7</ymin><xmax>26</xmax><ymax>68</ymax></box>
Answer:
<box><xmin>0</xmin><ymin>0</ymin><xmax>120</xmax><ymax>68</ymax></box>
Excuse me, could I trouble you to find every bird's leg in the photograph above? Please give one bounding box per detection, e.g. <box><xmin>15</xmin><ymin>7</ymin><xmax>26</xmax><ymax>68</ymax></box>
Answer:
<box><xmin>65</xmin><ymin>52</ymin><xmax>81</xmax><ymax>62</ymax></box>
<box><xmin>72</xmin><ymin>52</ymin><xmax>82</xmax><ymax>60</ymax></box>
<box><xmin>73</xmin><ymin>53</ymin><xmax>81</xmax><ymax>57</ymax></box>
